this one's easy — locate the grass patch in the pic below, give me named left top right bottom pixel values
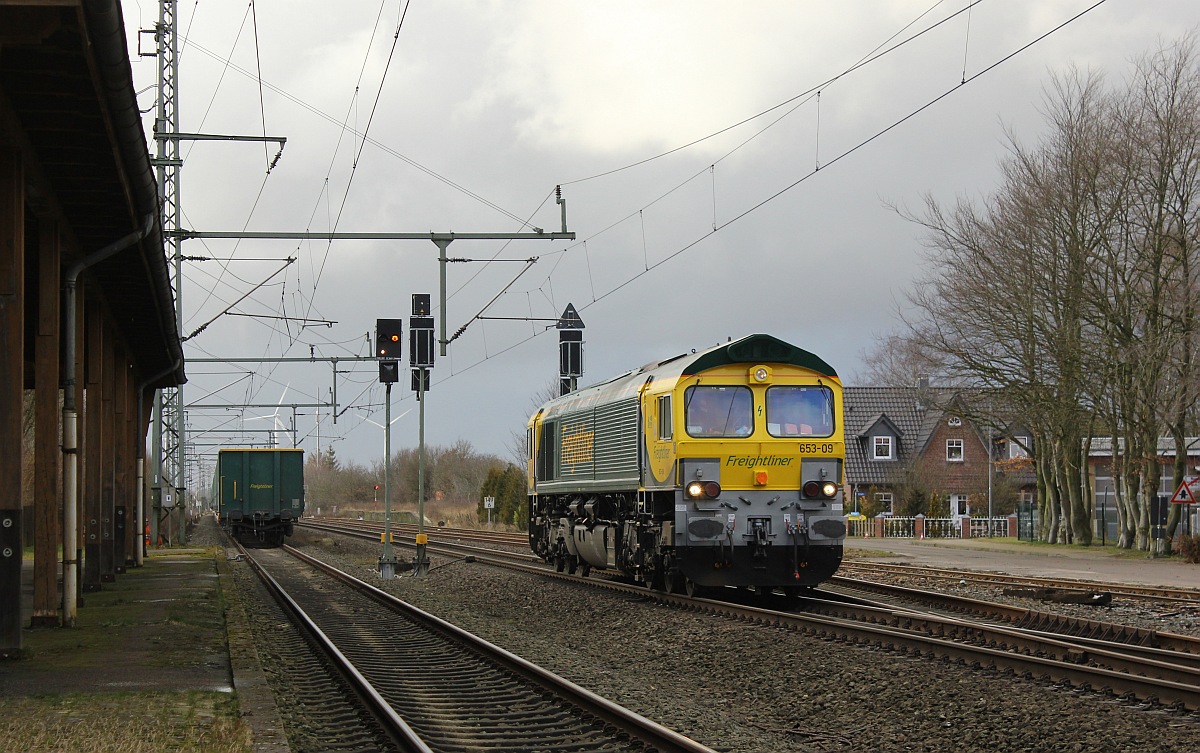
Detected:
left=0, top=691, right=251, bottom=752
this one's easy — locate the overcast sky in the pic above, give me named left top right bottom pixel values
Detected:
left=119, top=1, right=1199, bottom=481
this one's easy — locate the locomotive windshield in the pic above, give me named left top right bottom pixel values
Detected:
left=766, top=385, right=835, bottom=437
left=685, top=386, right=752, bottom=437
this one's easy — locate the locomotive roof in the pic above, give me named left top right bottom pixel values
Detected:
left=539, top=334, right=838, bottom=413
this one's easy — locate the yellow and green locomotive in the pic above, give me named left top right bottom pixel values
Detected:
left=527, top=333, right=846, bottom=595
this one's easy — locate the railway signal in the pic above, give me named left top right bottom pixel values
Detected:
left=558, top=303, right=584, bottom=396
left=411, top=294, right=433, bottom=576
left=376, top=318, right=402, bottom=358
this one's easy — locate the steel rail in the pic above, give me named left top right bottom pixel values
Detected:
left=838, top=560, right=1200, bottom=603
left=299, top=519, right=1200, bottom=711
left=237, top=541, right=434, bottom=753
left=280, top=543, right=719, bottom=753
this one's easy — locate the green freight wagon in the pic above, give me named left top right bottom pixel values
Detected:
left=213, top=448, right=305, bottom=546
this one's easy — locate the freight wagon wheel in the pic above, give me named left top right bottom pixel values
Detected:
left=580, top=563, right=591, bottom=578
left=555, top=556, right=566, bottom=573
left=567, top=555, right=579, bottom=575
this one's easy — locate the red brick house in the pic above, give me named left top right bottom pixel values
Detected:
left=842, top=385, right=1036, bottom=520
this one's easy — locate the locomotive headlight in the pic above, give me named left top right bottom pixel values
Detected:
left=804, top=480, right=839, bottom=499
left=686, top=480, right=722, bottom=499
left=750, top=365, right=772, bottom=383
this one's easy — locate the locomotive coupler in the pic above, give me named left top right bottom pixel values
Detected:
left=750, top=518, right=769, bottom=559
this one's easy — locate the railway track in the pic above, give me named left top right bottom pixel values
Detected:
left=299, top=519, right=1200, bottom=712
left=838, top=560, right=1200, bottom=603
left=238, top=537, right=718, bottom=752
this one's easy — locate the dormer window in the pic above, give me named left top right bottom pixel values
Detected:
left=873, top=435, right=894, bottom=460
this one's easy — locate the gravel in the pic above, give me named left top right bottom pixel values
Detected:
left=278, top=528, right=1199, bottom=753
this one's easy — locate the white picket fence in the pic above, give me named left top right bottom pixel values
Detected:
left=847, top=515, right=1011, bottom=539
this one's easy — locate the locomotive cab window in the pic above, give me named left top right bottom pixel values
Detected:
left=766, top=385, right=834, bottom=438
left=685, top=386, right=752, bottom=437
left=656, top=395, right=672, bottom=440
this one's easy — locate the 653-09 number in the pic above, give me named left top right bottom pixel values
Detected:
left=797, top=442, right=836, bottom=454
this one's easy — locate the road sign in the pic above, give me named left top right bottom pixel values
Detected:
left=1171, top=476, right=1198, bottom=504
left=484, top=496, right=495, bottom=509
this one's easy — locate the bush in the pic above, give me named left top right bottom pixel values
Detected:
left=1179, top=534, right=1200, bottom=564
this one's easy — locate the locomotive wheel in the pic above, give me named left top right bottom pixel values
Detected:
left=645, top=556, right=667, bottom=591
left=668, top=568, right=686, bottom=595
left=684, top=577, right=702, bottom=598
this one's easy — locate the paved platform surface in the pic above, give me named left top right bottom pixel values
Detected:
left=2, top=549, right=287, bottom=752
left=847, top=536, right=1199, bottom=590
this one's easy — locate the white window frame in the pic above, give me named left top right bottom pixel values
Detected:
left=949, top=493, right=969, bottom=516
left=657, top=395, right=672, bottom=440
left=1009, top=435, right=1030, bottom=459
left=873, top=435, right=893, bottom=460
left=946, top=438, right=964, bottom=462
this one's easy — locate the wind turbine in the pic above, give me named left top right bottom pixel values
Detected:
left=357, top=408, right=412, bottom=460
left=246, top=383, right=292, bottom=447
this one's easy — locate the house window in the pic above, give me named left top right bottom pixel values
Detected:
left=873, top=435, right=893, bottom=459
left=656, top=395, right=672, bottom=440
left=949, top=493, right=969, bottom=516
left=946, top=439, right=964, bottom=462
left=1009, top=436, right=1030, bottom=459
left=875, top=492, right=894, bottom=515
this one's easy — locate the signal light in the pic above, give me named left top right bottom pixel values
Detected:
left=376, top=318, right=402, bottom=359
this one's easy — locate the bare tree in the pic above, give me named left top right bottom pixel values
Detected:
left=895, top=40, right=1200, bottom=550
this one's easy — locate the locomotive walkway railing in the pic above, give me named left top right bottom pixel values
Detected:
left=847, top=514, right=1015, bottom=539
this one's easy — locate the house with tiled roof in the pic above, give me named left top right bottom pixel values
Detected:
left=842, top=384, right=1036, bottom=519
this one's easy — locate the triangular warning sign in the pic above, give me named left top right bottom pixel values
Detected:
left=1171, top=478, right=1198, bottom=504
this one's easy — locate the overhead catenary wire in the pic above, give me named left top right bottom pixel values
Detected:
left=424, top=0, right=1112, bottom=390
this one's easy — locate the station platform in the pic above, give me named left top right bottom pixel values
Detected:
left=0, top=549, right=286, bottom=752
left=846, top=536, right=1199, bottom=590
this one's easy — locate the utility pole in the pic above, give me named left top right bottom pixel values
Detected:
left=148, top=0, right=288, bottom=545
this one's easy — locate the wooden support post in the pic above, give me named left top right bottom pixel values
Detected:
left=0, top=147, right=25, bottom=652
left=100, top=327, right=115, bottom=582
left=83, top=298, right=102, bottom=592
left=113, top=345, right=127, bottom=574
left=33, top=219, right=61, bottom=626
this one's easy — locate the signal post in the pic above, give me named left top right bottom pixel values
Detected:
left=410, top=295, right=434, bottom=576
left=376, top=318, right=401, bottom=579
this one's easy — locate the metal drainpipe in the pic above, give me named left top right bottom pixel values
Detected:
left=61, top=214, right=155, bottom=625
